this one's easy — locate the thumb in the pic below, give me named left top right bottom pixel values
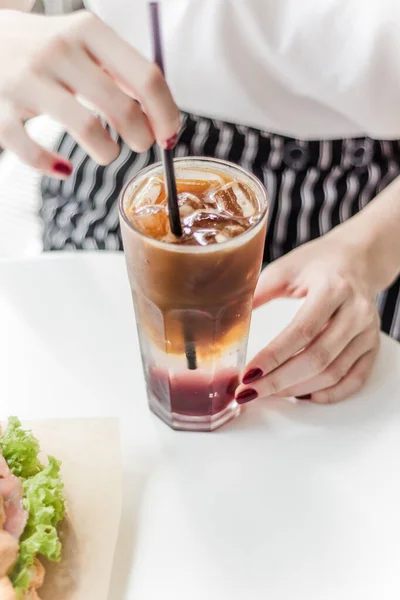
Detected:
left=253, top=260, right=291, bottom=309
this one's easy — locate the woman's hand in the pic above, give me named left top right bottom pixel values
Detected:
left=0, top=10, right=180, bottom=177
left=235, top=228, right=382, bottom=405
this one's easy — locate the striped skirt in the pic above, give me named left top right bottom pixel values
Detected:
left=41, top=112, right=400, bottom=342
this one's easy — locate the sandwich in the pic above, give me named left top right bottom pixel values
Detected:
left=0, top=418, right=65, bottom=599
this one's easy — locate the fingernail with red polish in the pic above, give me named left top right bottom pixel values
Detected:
left=242, top=368, right=263, bottom=385
left=296, top=394, right=312, bottom=400
left=161, top=133, right=178, bottom=150
left=53, top=161, right=72, bottom=176
left=236, top=389, right=258, bottom=404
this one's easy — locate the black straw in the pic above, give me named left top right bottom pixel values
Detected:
left=162, top=150, right=182, bottom=237
left=149, top=2, right=197, bottom=370
left=149, top=2, right=182, bottom=237
left=184, top=322, right=198, bottom=371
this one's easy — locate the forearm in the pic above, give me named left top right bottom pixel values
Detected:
left=0, top=1, right=35, bottom=10
left=333, top=175, right=400, bottom=292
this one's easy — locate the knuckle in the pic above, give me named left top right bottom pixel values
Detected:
left=77, top=113, right=101, bottom=139
left=264, top=346, right=281, bottom=371
left=45, top=35, right=71, bottom=61
left=141, top=64, right=164, bottom=94
left=335, top=275, right=351, bottom=298
left=296, top=320, right=317, bottom=346
left=325, top=388, right=338, bottom=404
left=309, top=345, right=332, bottom=373
left=323, top=278, right=337, bottom=296
left=29, top=37, right=71, bottom=74
left=117, top=99, right=139, bottom=125
left=96, top=82, right=119, bottom=116
left=313, top=388, right=338, bottom=405
left=312, top=391, right=330, bottom=405
left=325, top=362, right=346, bottom=387
left=357, top=297, right=375, bottom=326
left=70, top=10, right=99, bottom=34
left=266, top=377, right=280, bottom=396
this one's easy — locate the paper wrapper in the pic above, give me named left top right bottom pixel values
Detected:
left=20, top=419, right=122, bottom=600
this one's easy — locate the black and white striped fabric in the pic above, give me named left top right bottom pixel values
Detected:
left=41, top=112, right=400, bottom=342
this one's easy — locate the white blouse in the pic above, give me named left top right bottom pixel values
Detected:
left=85, top=0, right=400, bottom=140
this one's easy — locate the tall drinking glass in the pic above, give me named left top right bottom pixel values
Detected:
left=119, top=157, right=268, bottom=431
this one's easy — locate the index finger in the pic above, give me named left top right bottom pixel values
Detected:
left=76, top=13, right=180, bottom=145
left=243, top=284, right=344, bottom=382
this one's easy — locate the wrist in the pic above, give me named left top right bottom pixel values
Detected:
left=330, top=208, right=400, bottom=293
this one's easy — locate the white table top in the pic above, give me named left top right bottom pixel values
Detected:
left=1, top=253, right=400, bottom=600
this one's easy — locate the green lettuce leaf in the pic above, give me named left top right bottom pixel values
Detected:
left=11, top=526, right=61, bottom=595
left=0, top=417, right=43, bottom=478
left=22, top=456, right=66, bottom=533
left=0, top=419, right=66, bottom=598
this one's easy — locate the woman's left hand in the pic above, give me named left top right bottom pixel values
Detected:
left=235, top=228, right=381, bottom=405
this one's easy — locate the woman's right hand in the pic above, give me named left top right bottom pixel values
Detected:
left=0, top=9, right=180, bottom=177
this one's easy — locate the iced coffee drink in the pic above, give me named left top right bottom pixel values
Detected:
left=119, top=158, right=268, bottom=431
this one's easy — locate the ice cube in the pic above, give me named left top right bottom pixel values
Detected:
left=181, top=209, right=248, bottom=245
left=131, top=177, right=164, bottom=210
left=174, top=168, right=225, bottom=196
left=183, top=210, right=244, bottom=232
left=133, top=205, right=169, bottom=239
left=213, top=181, right=256, bottom=218
left=163, top=193, right=204, bottom=218
left=191, top=229, right=219, bottom=246
left=248, top=214, right=262, bottom=226
left=177, top=192, right=205, bottom=218
left=183, top=210, right=224, bottom=230
left=175, top=168, right=225, bottom=184
left=215, top=232, right=230, bottom=243
left=224, top=223, right=246, bottom=238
